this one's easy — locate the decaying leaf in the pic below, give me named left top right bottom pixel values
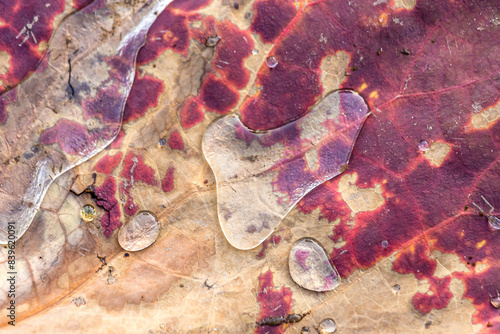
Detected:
left=0, top=0, right=499, bottom=333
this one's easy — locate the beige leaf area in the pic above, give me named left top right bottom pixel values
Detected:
left=0, top=0, right=497, bottom=333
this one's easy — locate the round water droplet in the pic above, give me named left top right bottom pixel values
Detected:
left=158, top=138, right=166, bottom=146
left=318, top=318, right=337, bottom=334
left=118, top=211, right=160, bottom=252
left=252, top=49, right=259, bottom=55
left=393, top=284, right=401, bottom=292
left=80, top=204, right=96, bottom=222
left=418, top=140, right=429, bottom=151
left=289, top=237, right=340, bottom=292
left=266, top=56, right=278, bottom=68
left=488, top=215, right=500, bottom=230
left=381, top=240, right=389, bottom=248
left=301, top=327, right=310, bottom=334
left=491, top=295, right=500, bottom=308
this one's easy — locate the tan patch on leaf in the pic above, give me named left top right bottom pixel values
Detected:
left=423, top=142, right=451, bottom=167
left=470, top=103, right=500, bottom=130
left=394, top=0, right=417, bottom=10
left=337, top=173, right=385, bottom=213
left=320, top=51, right=349, bottom=93
left=0, top=50, right=10, bottom=75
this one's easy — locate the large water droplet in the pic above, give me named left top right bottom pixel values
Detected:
left=488, top=215, right=500, bottom=230
left=289, top=237, right=340, bottom=292
left=80, top=204, right=96, bottom=222
left=266, top=56, right=278, bottom=68
left=318, top=318, right=337, bottom=334
left=202, top=89, right=370, bottom=250
left=118, top=211, right=160, bottom=251
left=418, top=140, right=429, bottom=151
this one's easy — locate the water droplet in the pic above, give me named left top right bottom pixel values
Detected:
left=301, top=327, right=310, bottom=334
left=266, top=56, right=278, bottom=68
left=205, top=35, right=221, bottom=47
left=289, top=237, right=340, bottom=292
left=318, top=318, right=337, bottom=334
left=252, top=49, right=259, bottom=55
left=80, top=204, right=96, bottom=222
left=393, top=284, right=401, bottom=292
left=128, top=204, right=134, bottom=210
left=158, top=138, right=166, bottom=146
left=203, top=90, right=369, bottom=249
left=491, top=295, right=500, bottom=308
left=381, top=240, right=389, bottom=248
left=488, top=215, right=500, bottom=230
left=118, top=211, right=160, bottom=252
left=418, top=140, right=429, bottom=151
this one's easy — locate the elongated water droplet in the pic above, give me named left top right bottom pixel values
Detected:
left=203, top=89, right=370, bottom=249
left=266, top=56, right=278, bottom=68
left=289, top=237, right=340, bottom=292
left=488, top=215, right=500, bottom=230
left=118, top=211, right=160, bottom=252
left=80, top=204, right=96, bottom=222
left=318, top=318, right=337, bottom=334
left=418, top=140, right=429, bottom=151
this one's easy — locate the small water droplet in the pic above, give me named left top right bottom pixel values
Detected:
left=393, top=284, right=401, bottom=292
left=381, top=240, right=389, bottom=248
left=118, top=211, right=160, bottom=252
left=301, top=327, right=310, bottom=334
left=80, top=204, right=96, bottom=222
left=491, top=295, right=500, bottom=308
left=205, top=35, right=221, bottom=47
left=266, top=56, right=278, bottom=68
left=128, top=204, right=134, bottom=210
left=289, top=237, right=340, bottom=292
left=158, top=138, right=166, bottom=146
left=252, top=49, right=259, bottom=55
left=488, top=215, right=500, bottom=230
left=418, top=140, right=429, bottom=151
left=318, top=318, right=337, bottom=334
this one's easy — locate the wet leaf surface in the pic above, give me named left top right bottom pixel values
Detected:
left=0, top=0, right=500, bottom=333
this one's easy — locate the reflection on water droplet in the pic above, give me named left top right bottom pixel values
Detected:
left=118, top=211, right=160, bottom=252
left=80, top=204, right=96, bottom=222
left=491, top=295, right=500, bottom=308
left=488, top=215, right=500, bottom=230
left=159, top=138, right=166, bottom=146
left=381, top=240, right=389, bottom=248
left=418, top=140, right=429, bottom=151
left=252, top=49, right=259, bottom=55
left=289, top=237, right=340, bottom=292
left=318, top=318, right=337, bottom=334
left=266, top=56, right=278, bottom=68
